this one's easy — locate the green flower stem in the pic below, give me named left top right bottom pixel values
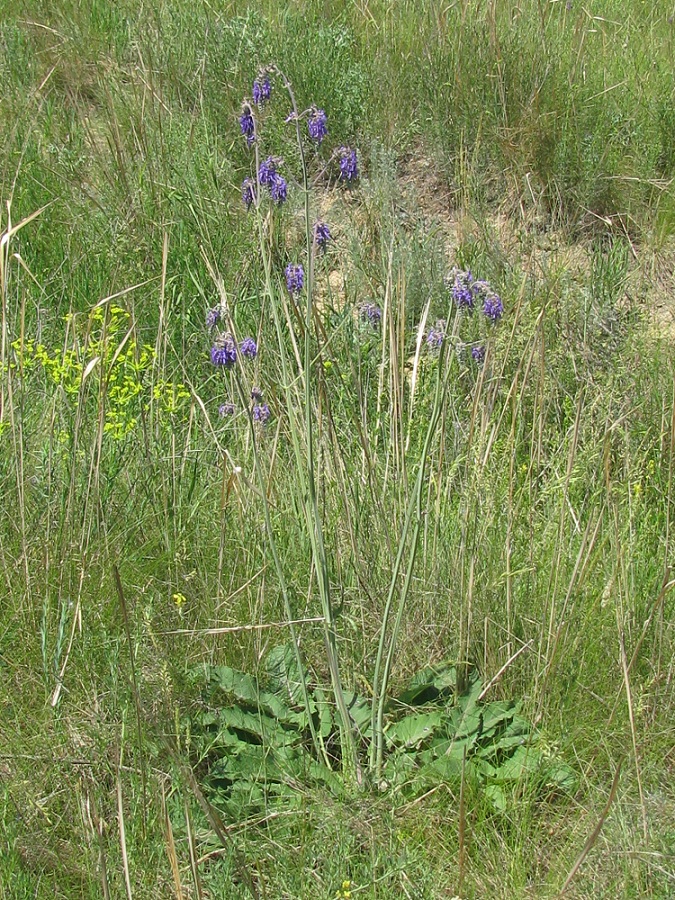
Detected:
left=370, top=324, right=451, bottom=780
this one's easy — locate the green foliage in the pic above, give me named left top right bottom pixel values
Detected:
left=189, top=647, right=576, bottom=821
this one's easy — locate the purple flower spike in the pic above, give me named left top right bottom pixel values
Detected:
left=240, top=337, right=258, bottom=359
left=242, top=178, right=255, bottom=209
left=308, top=108, right=328, bottom=144
left=252, top=403, right=270, bottom=424
left=450, top=270, right=475, bottom=311
left=219, top=402, right=236, bottom=417
left=206, top=308, right=221, bottom=329
left=252, top=73, right=271, bottom=107
left=269, top=173, right=287, bottom=204
left=359, top=302, right=382, bottom=327
left=483, top=292, right=504, bottom=322
left=239, top=106, right=255, bottom=146
left=426, top=319, right=447, bottom=350
left=258, top=157, right=277, bottom=185
left=285, top=263, right=304, bottom=295
left=313, top=221, right=331, bottom=252
left=210, top=333, right=237, bottom=367
left=471, top=345, right=485, bottom=363
left=338, top=147, right=358, bottom=181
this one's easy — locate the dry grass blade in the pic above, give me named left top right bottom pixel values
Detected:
left=117, top=767, right=134, bottom=900
left=112, top=565, right=148, bottom=837
left=161, top=783, right=185, bottom=900
left=556, top=760, right=623, bottom=898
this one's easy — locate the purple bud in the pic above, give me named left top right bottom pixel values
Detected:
left=252, top=403, right=270, bottom=424
left=426, top=319, right=447, bottom=350
left=252, top=73, right=271, bottom=107
left=285, top=263, right=304, bottom=295
left=258, top=157, right=277, bottom=186
left=242, top=178, right=255, bottom=209
left=483, top=293, right=504, bottom=322
left=338, top=147, right=358, bottom=181
left=219, top=402, right=236, bottom=417
left=240, top=337, right=258, bottom=359
left=471, top=345, right=485, bottom=363
left=251, top=386, right=263, bottom=401
left=210, top=333, right=237, bottom=367
left=206, top=308, right=221, bottom=329
left=269, top=173, right=287, bottom=204
left=313, top=221, right=331, bottom=252
left=308, top=108, right=328, bottom=145
left=359, top=302, right=382, bottom=327
left=239, top=106, right=255, bottom=146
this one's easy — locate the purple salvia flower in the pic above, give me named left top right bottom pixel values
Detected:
left=338, top=147, right=358, bottom=181
left=240, top=337, right=258, bottom=359
left=483, top=292, right=504, bottom=322
left=242, top=178, right=255, bottom=209
left=252, top=403, right=270, bottom=424
left=285, top=263, right=304, bottom=295
left=206, top=308, right=221, bottom=329
left=471, top=345, right=485, bottom=363
left=359, top=302, right=382, bottom=327
left=258, top=157, right=277, bottom=186
left=251, top=386, right=263, bottom=401
left=269, top=173, right=287, bottom=204
left=219, top=402, right=236, bottom=417
left=450, top=269, right=475, bottom=311
left=239, top=106, right=255, bottom=146
left=426, top=320, right=447, bottom=350
left=252, top=73, right=271, bottom=107
left=210, top=332, right=237, bottom=367
left=308, top=108, right=328, bottom=144
left=313, top=221, right=331, bottom=252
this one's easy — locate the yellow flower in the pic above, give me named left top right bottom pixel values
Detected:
left=172, top=592, right=186, bottom=608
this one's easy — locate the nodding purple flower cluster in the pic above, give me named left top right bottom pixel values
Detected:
left=471, top=345, right=485, bottom=363
left=211, top=333, right=237, bottom=367
left=359, top=302, right=382, bottom=327
left=242, top=178, right=255, bottom=209
left=239, top=105, right=255, bottom=146
left=251, top=386, right=263, bottom=401
left=449, top=269, right=475, bottom=310
left=308, top=107, right=328, bottom=144
left=253, top=403, right=271, bottom=424
left=210, top=334, right=259, bottom=367
left=206, top=308, right=222, bottom=329
left=446, top=269, right=504, bottom=322
left=219, top=402, right=236, bottom=417
left=482, top=292, right=504, bottom=322
left=240, top=337, right=258, bottom=359
left=285, top=263, right=304, bottom=295
left=426, top=320, right=446, bottom=350
left=257, top=157, right=287, bottom=205
left=252, top=72, right=271, bottom=107
left=338, top=147, right=358, bottom=182
left=313, top=221, right=331, bottom=252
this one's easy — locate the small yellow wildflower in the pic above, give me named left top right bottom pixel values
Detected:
left=172, top=592, right=186, bottom=608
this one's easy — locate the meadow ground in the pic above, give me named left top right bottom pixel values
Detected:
left=1, top=2, right=675, bottom=897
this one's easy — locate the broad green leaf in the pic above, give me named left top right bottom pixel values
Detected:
left=396, top=662, right=458, bottom=706
left=344, top=691, right=372, bottom=736
left=493, top=745, right=542, bottom=781
left=386, top=711, right=445, bottom=749
left=265, top=643, right=310, bottom=707
left=485, top=783, right=507, bottom=811
left=211, top=664, right=307, bottom=727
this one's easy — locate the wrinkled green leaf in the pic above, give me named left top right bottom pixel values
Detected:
left=396, top=662, right=458, bottom=706
left=386, top=711, right=445, bottom=749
